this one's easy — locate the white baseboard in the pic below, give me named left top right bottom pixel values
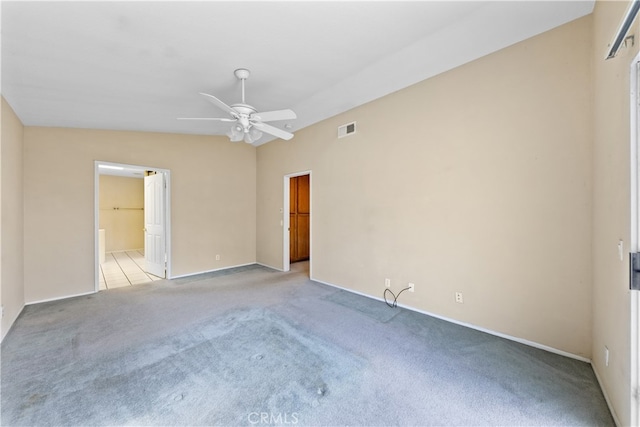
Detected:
left=256, top=262, right=285, bottom=272
left=1, top=302, right=25, bottom=343
left=171, top=262, right=257, bottom=279
left=27, top=263, right=257, bottom=305
left=21, top=267, right=595, bottom=366
left=311, top=277, right=591, bottom=364
left=27, top=290, right=97, bottom=306
left=592, top=364, right=621, bottom=426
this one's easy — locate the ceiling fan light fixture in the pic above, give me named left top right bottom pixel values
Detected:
left=227, top=125, right=244, bottom=142
left=244, top=127, right=263, bottom=144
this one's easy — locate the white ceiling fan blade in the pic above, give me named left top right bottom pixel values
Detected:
left=252, top=122, right=294, bottom=141
left=199, top=92, right=238, bottom=118
left=177, top=117, right=236, bottom=122
left=251, top=109, right=297, bottom=122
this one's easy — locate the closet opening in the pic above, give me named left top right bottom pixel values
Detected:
left=283, top=171, right=311, bottom=277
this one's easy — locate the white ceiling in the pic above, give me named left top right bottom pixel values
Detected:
left=2, top=1, right=595, bottom=146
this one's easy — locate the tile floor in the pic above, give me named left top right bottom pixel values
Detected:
left=99, top=249, right=163, bottom=290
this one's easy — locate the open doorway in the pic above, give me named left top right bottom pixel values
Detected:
left=94, top=161, right=171, bottom=291
left=283, top=171, right=311, bottom=276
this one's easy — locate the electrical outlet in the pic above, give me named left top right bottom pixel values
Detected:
left=455, top=292, right=464, bottom=304
left=385, top=278, right=391, bottom=288
left=605, top=346, right=610, bottom=367
left=408, top=283, right=415, bottom=292
left=215, top=254, right=220, bottom=261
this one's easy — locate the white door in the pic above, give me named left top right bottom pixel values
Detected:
left=144, top=173, right=165, bottom=278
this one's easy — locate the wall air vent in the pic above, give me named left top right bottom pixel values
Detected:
left=338, top=121, right=356, bottom=138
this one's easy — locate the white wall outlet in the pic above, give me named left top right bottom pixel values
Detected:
left=408, top=283, right=415, bottom=292
left=605, top=346, right=610, bottom=367
left=385, top=278, right=391, bottom=288
left=455, top=292, right=464, bottom=304
left=215, top=254, right=220, bottom=261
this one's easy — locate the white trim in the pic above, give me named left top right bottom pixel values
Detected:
left=27, top=290, right=97, bottom=306
left=311, top=277, right=591, bottom=364
left=256, top=262, right=285, bottom=272
left=630, top=51, right=640, bottom=427
left=593, top=364, right=622, bottom=427
left=632, top=53, right=639, bottom=255
left=28, top=262, right=256, bottom=305
left=283, top=171, right=312, bottom=274
left=105, top=248, right=146, bottom=254
left=0, top=304, right=25, bottom=343
left=170, top=262, right=256, bottom=280
left=94, top=162, right=100, bottom=292
left=95, top=161, right=173, bottom=292
left=164, top=170, right=173, bottom=279
left=283, top=176, right=290, bottom=272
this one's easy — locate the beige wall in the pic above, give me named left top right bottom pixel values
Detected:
left=1, top=97, right=25, bottom=340
left=258, top=16, right=593, bottom=357
left=99, top=175, right=144, bottom=252
left=23, top=127, right=256, bottom=303
left=6, top=2, right=639, bottom=423
left=591, top=1, right=640, bottom=425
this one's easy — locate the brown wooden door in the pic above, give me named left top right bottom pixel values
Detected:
left=290, top=174, right=310, bottom=263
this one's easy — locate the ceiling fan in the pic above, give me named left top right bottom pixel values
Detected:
left=178, top=68, right=296, bottom=144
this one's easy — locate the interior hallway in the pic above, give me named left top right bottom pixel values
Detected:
left=99, top=250, right=162, bottom=290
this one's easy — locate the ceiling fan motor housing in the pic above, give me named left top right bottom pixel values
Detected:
left=232, top=104, right=257, bottom=132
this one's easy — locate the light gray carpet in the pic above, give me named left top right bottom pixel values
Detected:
left=1, top=262, right=614, bottom=426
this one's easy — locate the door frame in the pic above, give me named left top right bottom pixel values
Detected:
left=283, top=170, right=312, bottom=273
left=629, top=50, right=640, bottom=427
left=629, top=53, right=640, bottom=425
left=94, top=161, right=172, bottom=291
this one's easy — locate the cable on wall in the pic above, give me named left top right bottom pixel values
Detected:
left=384, top=286, right=411, bottom=308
